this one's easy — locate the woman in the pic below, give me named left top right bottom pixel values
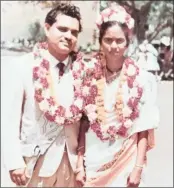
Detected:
left=75, top=5, right=159, bottom=187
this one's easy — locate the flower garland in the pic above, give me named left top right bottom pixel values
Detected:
left=33, top=42, right=85, bottom=126
left=83, top=55, right=143, bottom=141
left=96, top=4, right=134, bottom=30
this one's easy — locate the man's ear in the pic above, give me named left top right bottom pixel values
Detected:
left=44, top=23, right=50, bottom=37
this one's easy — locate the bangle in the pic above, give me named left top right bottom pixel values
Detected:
left=135, top=164, right=144, bottom=169
left=77, top=146, right=85, bottom=151
left=74, top=166, right=83, bottom=174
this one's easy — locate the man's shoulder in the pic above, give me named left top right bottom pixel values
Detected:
left=14, top=52, right=33, bottom=63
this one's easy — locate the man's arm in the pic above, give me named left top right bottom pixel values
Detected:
left=75, top=115, right=89, bottom=186
left=2, top=60, right=27, bottom=185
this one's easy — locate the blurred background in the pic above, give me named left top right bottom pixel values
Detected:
left=1, top=1, right=173, bottom=187
left=1, top=0, right=174, bottom=80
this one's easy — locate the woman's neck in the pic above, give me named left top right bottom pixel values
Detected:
left=106, top=56, right=124, bottom=75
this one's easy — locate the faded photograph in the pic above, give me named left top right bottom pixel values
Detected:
left=1, top=1, right=173, bottom=187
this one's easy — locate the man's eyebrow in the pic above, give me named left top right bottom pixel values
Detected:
left=57, top=26, right=79, bottom=32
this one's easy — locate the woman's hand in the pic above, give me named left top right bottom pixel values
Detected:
left=127, top=167, right=143, bottom=187
left=75, top=167, right=86, bottom=187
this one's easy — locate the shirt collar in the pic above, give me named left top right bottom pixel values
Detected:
left=44, top=50, right=70, bottom=68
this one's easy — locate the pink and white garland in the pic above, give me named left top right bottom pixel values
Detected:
left=33, top=42, right=85, bottom=126
left=83, top=56, right=143, bottom=141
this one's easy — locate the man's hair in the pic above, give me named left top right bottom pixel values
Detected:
left=45, top=3, right=82, bottom=32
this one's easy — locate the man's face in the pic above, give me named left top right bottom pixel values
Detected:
left=45, top=14, right=80, bottom=55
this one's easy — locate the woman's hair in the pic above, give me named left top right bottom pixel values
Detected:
left=45, top=3, right=82, bottom=32
left=99, top=21, right=130, bottom=46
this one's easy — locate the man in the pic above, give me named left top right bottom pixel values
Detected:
left=2, top=3, right=84, bottom=187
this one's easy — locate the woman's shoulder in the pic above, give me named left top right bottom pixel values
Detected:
left=137, top=69, right=158, bottom=97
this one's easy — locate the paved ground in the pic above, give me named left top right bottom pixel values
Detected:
left=1, top=53, right=173, bottom=187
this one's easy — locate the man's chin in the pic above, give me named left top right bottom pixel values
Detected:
left=59, top=48, right=71, bottom=54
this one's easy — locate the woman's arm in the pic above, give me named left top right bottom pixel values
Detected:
left=136, top=130, right=148, bottom=166
left=127, top=130, right=148, bottom=187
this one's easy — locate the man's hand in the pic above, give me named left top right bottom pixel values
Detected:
left=9, top=168, right=28, bottom=186
left=127, top=167, right=143, bottom=187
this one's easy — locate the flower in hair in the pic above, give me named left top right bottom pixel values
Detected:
left=96, top=5, right=134, bottom=30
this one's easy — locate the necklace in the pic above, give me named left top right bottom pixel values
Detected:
left=83, top=56, right=143, bottom=141
left=33, top=42, right=85, bottom=126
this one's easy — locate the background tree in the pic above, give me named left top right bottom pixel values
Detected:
left=95, top=0, right=173, bottom=44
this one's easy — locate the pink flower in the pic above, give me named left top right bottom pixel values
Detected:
left=127, top=77, right=134, bottom=88
left=107, top=126, right=117, bottom=140
left=44, top=111, right=55, bottom=122
left=137, top=86, right=143, bottom=98
left=131, top=109, right=139, bottom=120
left=85, top=96, right=95, bottom=105
left=41, top=59, right=49, bottom=70
left=55, top=106, right=66, bottom=117
left=91, top=122, right=100, bottom=131
left=40, top=78, right=49, bottom=88
left=117, top=125, right=128, bottom=137
left=33, top=67, right=39, bottom=80
left=70, top=105, right=80, bottom=116
left=128, top=97, right=139, bottom=108
left=90, top=85, right=98, bottom=97
left=47, top=97, right=55, bottom=106
left=35, top=89, right=44, bottom=102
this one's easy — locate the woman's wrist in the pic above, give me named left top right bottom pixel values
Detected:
left=134, top=164, right=144, bottom=171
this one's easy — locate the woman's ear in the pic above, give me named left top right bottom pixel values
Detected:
left=44, top=23, right=50, bottom=37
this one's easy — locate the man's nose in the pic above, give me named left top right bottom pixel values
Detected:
left=64, top=30, right=71, bottom=39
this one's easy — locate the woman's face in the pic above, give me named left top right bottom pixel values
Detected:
left=101, top=24, right=127, bottom=61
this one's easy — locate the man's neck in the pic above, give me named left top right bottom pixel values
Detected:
left=48, top=44, right=69, bottom=62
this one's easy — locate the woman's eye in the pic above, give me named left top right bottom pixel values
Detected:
left=104, top=38, right=113, bottom=43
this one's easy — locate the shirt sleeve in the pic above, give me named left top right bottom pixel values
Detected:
left=130, top=71, right=160, bottom=150
left=2, top=58, right=26, bottom=171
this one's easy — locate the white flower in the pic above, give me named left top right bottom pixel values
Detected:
left=103, top=17, right=109, bottom=22
left=102, top=8, right=111, bottom=15
left=74, top=79, right=82, bottom=87
left=109, top=13, right=119, bottom=22
left=74, top=98, right=83, bottom=109
left=40, top=100, right=49, bottom=110
left=130, top=87, right=138, bottom=98
left=42, top=90, right=50, bottom=99
left=96, top=15, right=103, bottom=26
left=123, top=106, right=132, bottom=117
left=128, top=18, right=134, bottom=29
left=85, top=104, right=97, bottom=113
left=73, top=62, right=80, bottom=71
left=55, top=116, right=64, bottom=124
left=86, top=61, right=95, bottom=69
left=65, top=109, right=73, bottom=118
left=35, top=81, right=42, bottom=89
left=83, top=86, right=90, bottom=96
left=88, top=112, right=98, bottom=122
left=50, top=105, right=57, bottom=114
left=127, top=64, right=136, bottom=76
left=124, top=119, right=133, bottom=128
